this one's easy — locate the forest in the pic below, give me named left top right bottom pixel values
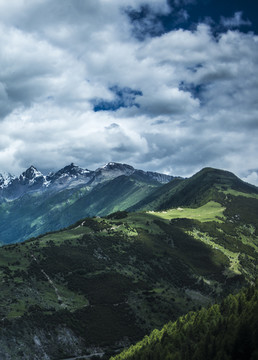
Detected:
left=111, top=281, right=258, bottom=360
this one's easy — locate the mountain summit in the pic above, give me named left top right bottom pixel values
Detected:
left=19, top=165, right=45, bottom=185
left=20, top=165, right=43, bottom=180
left=130, top=167, right=258, bottom=212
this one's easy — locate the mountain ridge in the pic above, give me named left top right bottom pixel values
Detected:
left=0, top=162, right=174, bottom=201
left=129, top=167, right=258, bottom=212
left=1, top=164, right=257, bottom=246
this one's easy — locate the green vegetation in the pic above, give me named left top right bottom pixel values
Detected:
left=130, top=167, right=258, bottom=212
left=0, top=196, right=257, bottom=358
left=0, top=167, right=258, bottom=358
left=111, top=281, right=258, bottom=360
left=221, top=188, right=258, bottom=199
left=152, top=201, right=225, bottom=223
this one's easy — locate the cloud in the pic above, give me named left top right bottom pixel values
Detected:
left=0, top=102, right=149, bottom=174
left=105, top=123, right=120, bottom=130
left=0, top=1, right=257, bottom=186
left=221, top=12, right=251, bottom=28
left=243, top=171, right=258, bottom=187
left=125, top=5, right=166, bottom=40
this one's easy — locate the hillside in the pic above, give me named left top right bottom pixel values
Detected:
left=0, top=166, right=257, bottom=358
left=112, top=281, right=258, bottom=360
left=0, top=191, right=258, bottom=358
left=130, top=167, right=258, bottom=211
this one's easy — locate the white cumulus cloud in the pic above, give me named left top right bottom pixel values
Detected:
left=0, top=0, right=257, bottom=186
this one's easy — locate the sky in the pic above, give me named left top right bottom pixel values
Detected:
left=0, top=0, right=258, bottom=184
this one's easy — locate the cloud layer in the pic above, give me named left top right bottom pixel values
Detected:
left=0, top=0, right=257, bottom=184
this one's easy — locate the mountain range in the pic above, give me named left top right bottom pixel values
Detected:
left=0, top=162, right=173, bottom=201
left=0, top=163, right=257, bottom=359
left=0, top=162, right=174, bottom=244
left=2, top=162, right=257, bottom=247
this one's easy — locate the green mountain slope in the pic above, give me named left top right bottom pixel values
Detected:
left=129, top=167, right=258, bottom=211
left=0, top=167, right=257, bottom=358
left=0, top=190, right=258, bottom=358
left=67, top=172, right=162, bottom=217
left=112, top=281, right=258, bottom=360
left=0, top=173, right=161, bottom=245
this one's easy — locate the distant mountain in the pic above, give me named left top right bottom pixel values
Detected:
left=0, top=162, right=173, bottom=201
left=0, top=162, right=174, bottom=244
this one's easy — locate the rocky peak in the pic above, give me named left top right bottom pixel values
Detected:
left=102, top=162, right=134, bottom=171
left=21, top=166, right=44, bottom=181
left=49, top=163, right=92, bottom=180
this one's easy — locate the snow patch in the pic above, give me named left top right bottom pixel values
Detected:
left=0, top=172, right=15, bottom=188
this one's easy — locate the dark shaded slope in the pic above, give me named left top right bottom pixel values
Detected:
left=72, top=172, right=162, bottom=216
left=130, top=167, right=258, bottom=212
left=112, top=281, right=258, bottom=360
left=0, top=212, right=231, bottom=359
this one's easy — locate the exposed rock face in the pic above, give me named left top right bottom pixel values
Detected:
left=0, top=326, right=86, bottom=360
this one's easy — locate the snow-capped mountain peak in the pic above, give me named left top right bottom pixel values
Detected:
left=48, top=163, right=93, bottom=181
left=21, top=166, right=44, bottom=180
left=102, top=162, right=133, bottom=169
left=0, top=172, right=15, bottom=188
left=99, top=162, right=135, bottom=174
left=17, top=166, right=45, bottom=188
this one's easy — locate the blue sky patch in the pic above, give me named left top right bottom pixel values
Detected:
left=126, top=0, right=258, bottom=38
left=93, top=86, right=143, bottom=112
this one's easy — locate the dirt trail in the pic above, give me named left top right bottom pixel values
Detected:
left=31, top=254, right=65, bottom=306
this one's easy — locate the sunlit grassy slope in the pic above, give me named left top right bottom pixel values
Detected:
left=150, top=201, right=226, bottom=223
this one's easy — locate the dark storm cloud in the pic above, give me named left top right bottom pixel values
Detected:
left=0, top=0, right=257, bottom=185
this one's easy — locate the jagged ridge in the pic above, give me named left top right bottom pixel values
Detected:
left=0, top=162, right=174, bottom=201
